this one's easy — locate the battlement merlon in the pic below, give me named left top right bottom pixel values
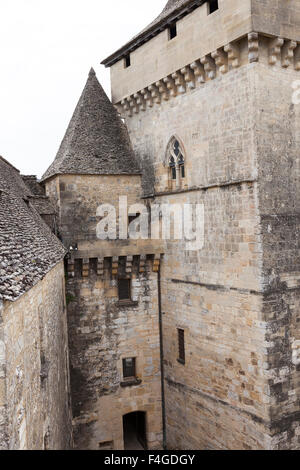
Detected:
left=102, top=0, right=300, bottom=105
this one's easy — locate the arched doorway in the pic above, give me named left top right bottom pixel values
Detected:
left=123, top=412, right=147, bottom=450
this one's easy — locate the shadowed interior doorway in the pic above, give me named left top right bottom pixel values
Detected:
left=123, top=412, right=147, bottom=450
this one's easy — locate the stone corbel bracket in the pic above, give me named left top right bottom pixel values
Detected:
left=112, top=256, right=119, bottom=276
left=141, top=88, right=153, bottom=108
left=82, top=259, right=90, bottom=278
left=139, top=254, right=147, bottom=273
left=152, top=254, right=162, bottom=273
left=224, top=42, right=240, bottom=69
left=190, top=60, right=205, bottom=84
left=211, top=48, right=228, bottom=74
left=97, top=258, right=104, bottom=277
left=269, top=37, right=284, bottom=65
left=155, top=81, right=168, bottom=101
left=134, top=92, right=146, bottom=111
left=200, top=54, right=216, bottom=80
left=67, top=258, right=75, bottom=278
left=172, top=71, right=186, bottom=94
left=120, top=97, right=132, bottom=117
left=163, top=76, right=177, bottom=97
left=180, top=66, right=195, bottom=90
left=282, top=40, right=297, bottom=68
left=248, top=32, right=259, bottom=63
left=126, top=255, right=134, bottom=275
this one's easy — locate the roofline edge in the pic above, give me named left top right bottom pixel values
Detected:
left=101, top=0, right=205, bottom=68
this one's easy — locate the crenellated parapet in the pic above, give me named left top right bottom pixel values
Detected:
left=116, top=33, right=300, bottom=117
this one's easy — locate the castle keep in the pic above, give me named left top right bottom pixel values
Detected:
left=1, top=0, right=300, bottom=450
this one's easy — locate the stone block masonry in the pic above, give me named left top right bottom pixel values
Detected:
left=67, top=257, right=163, bottom=450
left=115, top=3, right=300, bottom=448
left=2, top=262, right=73, bottom=450
left=0, top=300, right=8, bottom=450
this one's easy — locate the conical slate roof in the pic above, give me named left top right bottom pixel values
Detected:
left=102, top=0, right=203, bottom=67
left=42, top=69, right=140, bottom=181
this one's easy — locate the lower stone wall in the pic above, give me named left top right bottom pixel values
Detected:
left=2, top=261, right=73, bottom=450
left=165, top=379, right=270, bottom=450
left=162, top=278, right=300, bottom=450
left=161, top=277, right=273, bottom=450
left=67, top=259, right=163, bottom=450
left=0, top=300, right=8, bottom=450
left=262, top=288, right=300, bottom=450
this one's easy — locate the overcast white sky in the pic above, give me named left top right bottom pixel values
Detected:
left=0, top=0, right=166, bottom=177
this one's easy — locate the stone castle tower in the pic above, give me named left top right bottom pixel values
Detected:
left=100, top=0, right=300, bottom=450
left=1, top=0, right=300, bottom=451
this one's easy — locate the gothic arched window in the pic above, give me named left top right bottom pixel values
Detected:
left=167, top=137, right=186, bottom=188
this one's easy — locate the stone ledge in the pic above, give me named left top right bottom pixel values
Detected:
left=116, top=300, right=139, bottom=308
left=120, top=379, right=142, bottom=388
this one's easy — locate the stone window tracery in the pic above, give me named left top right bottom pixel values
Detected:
left=167, top=137, right=186, bottom=189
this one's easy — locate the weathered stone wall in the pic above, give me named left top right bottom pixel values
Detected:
left=46, top=174, right=143, bottom=250
left=109, top=0, right=300, bottom=104
left=0, top=300, right=8, bottom=450
left=46, top=173, right=163, bottom=449
left=251, top=0, right=300, bottom=41
left=253, top=62, right=300, bottom=449
left=2, top=262, right=72, bottom=450
left=123, top=61, right=266, bottom=449
left=67, top=259, right=162, bottom=450
left=123, top=39, right=300, bottom=447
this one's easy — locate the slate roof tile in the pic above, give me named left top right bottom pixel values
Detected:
left=0, top=157, right=65, bottom=302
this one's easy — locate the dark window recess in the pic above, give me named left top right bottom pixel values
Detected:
left=178, top=154, right=185, bottom=178
left=89, top=258, right=98, bottom=275
left=98, top=441, right=114, bottom=450
left=169, top=156, right=176, bottom=180
left=124, top=54, right=131, bottom=68
left=123, top=358, right=136, bottom=379
left=128, top=213, right=140, bottom=225
left=208, top=0, right=219, bottom=14
left=74, top=259, right=83, bottom=278
left=169, top=23, right=177, bottom=40
left=178, top=329, right=185, bottom=364
left=118, top=279, right=131, bottom=301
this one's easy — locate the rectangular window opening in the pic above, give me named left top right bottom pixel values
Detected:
left=178, top=329, right=185, bottom=365
left=118, top=278, right=131, bottom=301
left=168, top=23, right=177, bottom=40
left=208, top=0, right=219, bottom=14
left=123, top=357, right=136, bottom=379
left=124, top=54, right=131, bottom=68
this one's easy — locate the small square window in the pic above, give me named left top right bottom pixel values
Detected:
left=118, top=279, right=131, bottom=301
left=208, top=0, right=219, bottom=15
left=168, top=23, right=177, bottom=40
left=123, top=358, right=136, bottom=379
left=124, top=54, right=131, bottom=68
